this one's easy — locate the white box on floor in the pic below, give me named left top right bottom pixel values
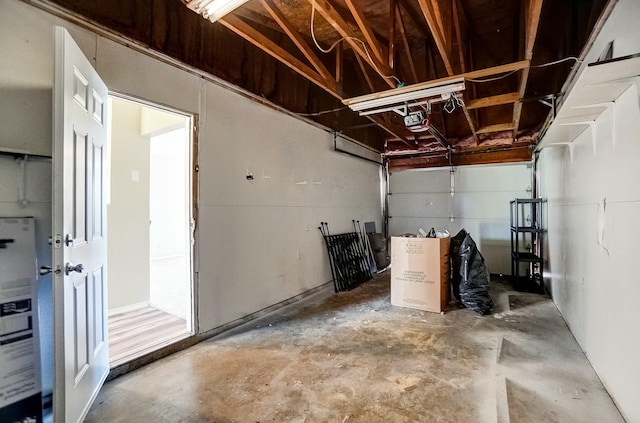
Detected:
left=390, top=236, right=450, bottom=313
left=0, top=217, right=42, bottom=421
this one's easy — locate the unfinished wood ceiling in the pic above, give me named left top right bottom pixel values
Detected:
left=46, top=0, right=607, bottom=168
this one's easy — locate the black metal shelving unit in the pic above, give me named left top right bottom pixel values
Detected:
left=510, top=198, right=544, bottom=292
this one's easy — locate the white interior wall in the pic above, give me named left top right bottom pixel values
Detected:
left=389, top=163, right=531, bottom=275
left=537, top=0, right=640, bottom=420
left=149, top=128, right=188, bottom=259
left=0, top=1, right=382, bottom=336
left=107, top=98, right=151, bottom=311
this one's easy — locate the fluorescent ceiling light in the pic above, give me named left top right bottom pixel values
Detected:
left=344, top=77, right=465, bottom=115
left=184, top=0, right=250, bottom=22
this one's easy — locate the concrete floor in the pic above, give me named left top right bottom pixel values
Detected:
left=86, top=274, right=623, bottom=423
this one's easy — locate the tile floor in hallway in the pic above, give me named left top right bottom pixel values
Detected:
left=86, top=273, right=624, bottom=423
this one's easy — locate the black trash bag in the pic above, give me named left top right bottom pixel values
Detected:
left=449, top=229, right=468, bottom=302
left=458, top=232, right=494, bottom=315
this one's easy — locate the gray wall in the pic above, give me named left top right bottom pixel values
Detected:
left=0, top=0, right=382, bottom=340
left=389, top=163, right=531, bottom=275
left=537, top=0, right=640, bottom=420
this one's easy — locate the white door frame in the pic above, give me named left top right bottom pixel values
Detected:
left=108, top=92, right=199, bottom=336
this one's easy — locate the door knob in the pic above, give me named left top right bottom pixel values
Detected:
left=40, top=266, right=52, bottom=275
left=65, top=262, right=84, bottom=275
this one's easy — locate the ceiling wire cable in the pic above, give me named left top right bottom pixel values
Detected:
left=466, top=70, right=518, bottom=83
left=310, top=0, right=402, bottom=86
left=297, top=106, right=348, bottom=117
left=466, top=57, right=583, bottom=83
left=531, top=56, right=582, bottom=68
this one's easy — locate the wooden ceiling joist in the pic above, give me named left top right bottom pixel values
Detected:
left=219, top=15, right=339, bottom=97
left=388, top=145, right=532, bottom=170
left=396, top=6, right=419, bottom=84
left=512, top=0, right=544, bottom=139
left=466, top=92, right=520, bottom=109
left=476, top=123, right=515, bottom=134
left=344, top=0, right=387, bottom=66
left=354, top=54, right=378, bottom=94
left=354, top=53, right=413, bottom=147
left=388, top=0, right=396, bottom=69
left=222, top=11, right=409, bottom=146
left=452, top=0, right=467, bottom=73
left=260, top=0, right=334, bottom=83
left=460, top=104, right=479, bottom=144
left=417, top=0, right=455, bottom=75
left=308, top=0, right=398, bottom=89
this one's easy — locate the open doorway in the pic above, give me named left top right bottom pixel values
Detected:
left=106, top=96, right=194, bottom=366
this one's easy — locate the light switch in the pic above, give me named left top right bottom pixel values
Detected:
left=131, top=170, right=139, bottom=182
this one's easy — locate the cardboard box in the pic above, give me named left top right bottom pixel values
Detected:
left=390, top=236, right=451, bottom=313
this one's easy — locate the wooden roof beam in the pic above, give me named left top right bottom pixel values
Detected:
left=388, top=0, right=396, bottom=69
left=460, top=102, right=479, bottom=144
left=344, top=0, right=388, bottom=66
left=354, top=53, right=413, bottom=148
left=512, top=0, right=544, bottom=139
left=368, top=115, right=414, bottom=148
left=417, top=0, right=454, bottom=75
left=219, top=15, right=339, bottom=97
left=309, top=0, right=398, bottom=89
left=397, top=6, right=419, bottom=84
left=452, top=0, right=467, bottom=73
left=477, top=123, right=515, bottom=134
left=388, top=145, right=532, bottom=170
left=354, top=53, right=379, bottom=94
left=260, top=0, right=335, bottom=83
left=222, top=15, right=409, bottom=147
left=466, top=92, right=520, bottom=109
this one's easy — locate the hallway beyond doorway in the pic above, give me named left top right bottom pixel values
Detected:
left=107, top=96, right=194, bottom=366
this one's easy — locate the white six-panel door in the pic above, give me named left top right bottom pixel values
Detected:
left=53, top=27, right=109, bottom=423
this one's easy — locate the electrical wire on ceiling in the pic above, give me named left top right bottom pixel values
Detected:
left=466, top=70, right=519, bottom=83
left=310, top=0, right=403, bottom=87
left=467, top=57, right=583, bottom=83
left=297, top=106, right=348, bottom=117
left=298, top=55, right=583, bottom=119
left=531, top=56, right=582, bottom=68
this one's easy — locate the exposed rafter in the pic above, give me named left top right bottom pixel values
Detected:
left=219, top=15, right=339, bottom=96
left=460, top=103, right=479, bottom=144
left=308, top=0, right=398, bottom=89
left=221, top=13, right=410, bottom=145
left=452, top=0, right=467, bottom=73
left=467, top=92, right=520, bottom=109
left=477, top=123, right=515, bottom=134
left=354, top=53, right=413, bottom=147
left=388, top=0, right=396, bottom=69
left=260, top=0, right=334, bottom=83
left=417, top=0, right=454, bottom=75
left=512, top=0, right=544, bottom=139
left=387, top=144, right=533, bottom=170
left=344, top=0, right=387, bottom=66
left=396, top=6, right=419, bottom=84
